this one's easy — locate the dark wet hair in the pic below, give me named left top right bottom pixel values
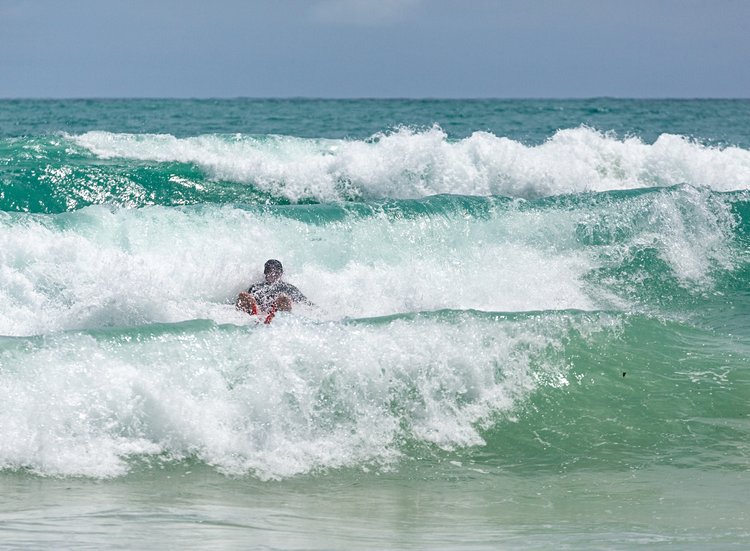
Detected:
left=264, top=259, right=283, bottom=273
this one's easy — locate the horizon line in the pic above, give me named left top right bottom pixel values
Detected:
left=1, top=95, right=749, bottom=102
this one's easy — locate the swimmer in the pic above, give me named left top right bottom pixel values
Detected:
left=236, top=259, right=311, bottom=314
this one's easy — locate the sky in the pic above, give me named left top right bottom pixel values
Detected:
left=1, top=0, right=748, bottom=98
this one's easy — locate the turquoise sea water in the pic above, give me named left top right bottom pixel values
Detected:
left=1, top=99, right=749, bottom=549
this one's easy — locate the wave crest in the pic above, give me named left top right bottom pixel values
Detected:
left=71, top=126, right=750, bottom=202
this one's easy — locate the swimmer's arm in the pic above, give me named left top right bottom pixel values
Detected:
left=295, top=292, right=315, bottom=307
left=235, top=291, right=257, bottom=314
left=285, top=285, right=314, bottom=307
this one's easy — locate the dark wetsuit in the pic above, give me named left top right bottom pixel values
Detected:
left=248, top=281, right=309, bottom=312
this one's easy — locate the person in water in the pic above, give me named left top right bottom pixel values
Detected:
left=236, top=259, right=310, bottom=314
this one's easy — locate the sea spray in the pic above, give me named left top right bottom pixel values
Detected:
left=0, top=311, right=614, bottom=479
left=1, top=186, right=744, bottom=336
left=71, top=127, right=750, bottom=201
left=3, top=126, right=750, bottom=213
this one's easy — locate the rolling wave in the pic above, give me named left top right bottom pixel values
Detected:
left=0, top=188, right=745, bottom=337
left=1, top=310, right=745, bottom=479
left=2, top=127, right=750, bottom=212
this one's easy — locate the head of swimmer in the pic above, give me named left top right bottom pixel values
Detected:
left=264, top=259, right=283, bottom=283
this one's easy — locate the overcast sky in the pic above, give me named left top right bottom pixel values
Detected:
left=1, top=0, right=748, bottom=98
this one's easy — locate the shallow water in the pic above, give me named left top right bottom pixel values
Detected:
left=3, top=466, right=748, bottom=549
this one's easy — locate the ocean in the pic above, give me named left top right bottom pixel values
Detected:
left=0, top=98, right=748, bottom=549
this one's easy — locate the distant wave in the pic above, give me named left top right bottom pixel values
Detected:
left=70, top=126, right=750, bottom=202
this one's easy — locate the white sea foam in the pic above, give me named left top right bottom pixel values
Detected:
left=0, top=184, right=738, bottom=337
left=71, top=127, right=750, bottom=201
left=0, top=311, right=607, bottom=479
left=0, top=203, right=597, bottom=336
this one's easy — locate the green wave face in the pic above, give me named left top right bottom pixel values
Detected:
left=477, top=314, right=750, bottom=473
left=0, top=136, right=281, bottom=212
left=1, top=310, right=747, bottom=479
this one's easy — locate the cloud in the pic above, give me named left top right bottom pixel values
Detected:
left=310, top=0, right=424, bottom=26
